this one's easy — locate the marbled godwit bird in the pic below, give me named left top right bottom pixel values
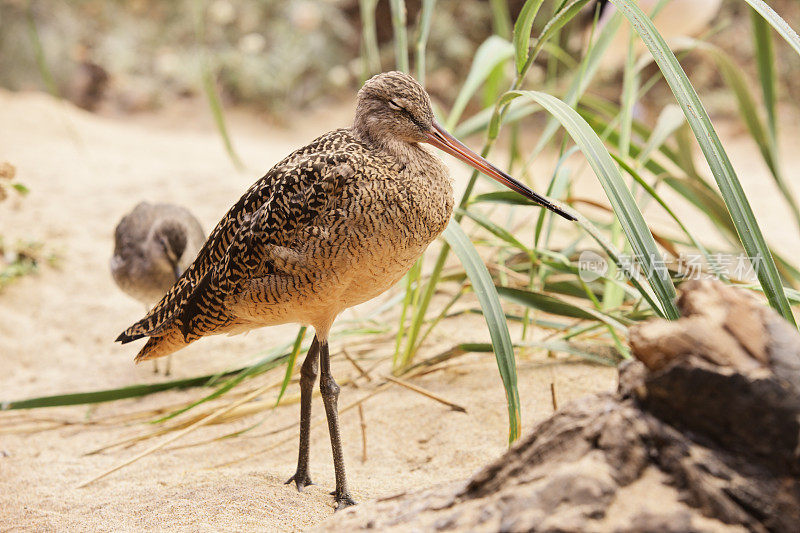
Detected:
left=111, top=201, right=205, bottom=375
left=116, top=71, right=574, bottom=509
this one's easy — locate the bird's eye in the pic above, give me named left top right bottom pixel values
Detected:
left=388, top=99, right=404, bottom=111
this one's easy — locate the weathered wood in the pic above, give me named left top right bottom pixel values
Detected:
left=320, top=281, right=800, bottom=532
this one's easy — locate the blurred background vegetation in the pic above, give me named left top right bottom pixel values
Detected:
left=3, top=0, right=797, bottom=116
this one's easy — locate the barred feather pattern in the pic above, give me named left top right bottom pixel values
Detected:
left=117, top=126, right=454, bottom=361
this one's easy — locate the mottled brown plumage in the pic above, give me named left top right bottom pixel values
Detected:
left=116, top=71, right=572, bottom=509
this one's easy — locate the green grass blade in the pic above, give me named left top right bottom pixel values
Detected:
left=275, top=326, right=308, bottom=405
left=414, top=0, right=437, bottom=83
left=494, top=90, right=679, bottom=319
left=193, top=2, right=242, bottom=171
left=446, top=36, right=514, bottom=130
left=638, top=104, right=685, bottom=164
left=359, top=0, right=381, bottom=78
left=751, top=9, right=777, bottom=142
left=746, top=13, right=800, bottom=233
left=458, top=208, right=531, bottom=256
left=513, top=0, right=546, bottom=73
left=526, top=0, right=591, bottom=71
left=1, top=368, right=251, bottom=410
left=610, top=0, right=795, bottom=326
left=742, top=0, right=800, bottom=57
left=490, top=0, right=513, bottom=40
left=200, top=67, right=243, bottom=171
left=153, top=347, right=291, bottom=423
left=496, top=286, right=628, bottom=332
left=472, top=190, right=545, bottom=207
left=528, top=9, right=625, bottom=160
left=389, top=0, right=409, bottom=73
left=442, top=221, right=520, bottom=443
left=25, top=8, right=59, bottom=97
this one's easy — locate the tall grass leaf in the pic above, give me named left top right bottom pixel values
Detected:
left=638, top=104, right=685, bottom=164
left=200, top=67, right=243, bottom=171
left=359, top=0, right=381, bottom=78
left=662, top=176, right=736, bottom=239
left=25, top=8, right=59, bottom=97
left=526, top=0, right=591, bottom=71
left=454, top=100, right=540, bottom=138
left=446, top=36, right=514, bottom=130
left=528, top=10, right=625, bottom=160
left=609, top=0, right=795, bottom=326
left=513, top=0, right=546, bottom=73
left=414, top=0, right=437, bottom=83
left=692, top=40, right=800, bottom=233
left=193, top=2, right=243, bottom=171
left=154, top=348, right=291, bottom=423
left=474, top=187, right=662, bottom=313
left=610, top=154, right=721, bottom=275
left=442, top=221, right=520, bottom=443
left=389, top=0, right=409, bottom=73
left=751, top=9, right=777, bottom=142
left=458, top=208, right=531, bottom=256
left=742, top=0, right=800, bottom=57
left=472, top=191, right=542, bottom=207
left=494, top=90, right=679, bottom=319
left=519, top=340, right=621, bottom=366
left=275, top=326, right=308, bottom=405
left=490, top=0, right=513, bottom=40
left=496, top=286, right=628, bottom=333
left=1, top=369, right=254, bottom=410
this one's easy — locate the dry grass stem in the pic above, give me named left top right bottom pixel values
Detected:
left=341, top=348, right=372, bottom=381
left=382, top=375, right=467, bottom=413
left=76, top=379, right=280, bottom=488
left=358, top=404, right=367, bottom=462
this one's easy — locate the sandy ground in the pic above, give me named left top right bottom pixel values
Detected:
left=1, top=89, right=799, bottom=532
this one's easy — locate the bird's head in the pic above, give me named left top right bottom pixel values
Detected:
left=151, top=220, right=187, bottom=280
left=355, top=70, right=435, bottom=144
left=354, top=71, right=575, bottom=221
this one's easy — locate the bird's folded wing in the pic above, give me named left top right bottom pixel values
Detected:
left=178, top=156, right=351, bottom=339
left=140, top=155, right=350, bottom=342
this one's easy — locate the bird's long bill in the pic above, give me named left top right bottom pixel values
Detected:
left=424, top=122, right=576, bottom=221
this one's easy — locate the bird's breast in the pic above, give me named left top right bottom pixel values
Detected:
left=320, top=160, right=454, bottom=309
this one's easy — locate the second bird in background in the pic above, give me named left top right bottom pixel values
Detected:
left=110, top=201, right=205, bottom=375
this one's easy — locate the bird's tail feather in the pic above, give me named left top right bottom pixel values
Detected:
left=134, top=328, right=194, bottom=362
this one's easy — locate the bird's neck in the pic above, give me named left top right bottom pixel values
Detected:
left=351, top=125, right=423, bottom=167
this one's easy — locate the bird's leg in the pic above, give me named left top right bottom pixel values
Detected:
left=164, top=354, right=172, bottom=376
left=286, top=336, right=320, bottom=491
left=319, top=339, right=357, bottom=510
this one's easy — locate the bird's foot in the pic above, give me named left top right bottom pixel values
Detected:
left=332, top=491, right=357, bottom=511
left=285, top=471, right=314, bottom=492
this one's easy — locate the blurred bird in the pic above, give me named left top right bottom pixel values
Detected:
left=111, top=201, right=205, bottom=375
left=116, top=71, right=574, bottom=509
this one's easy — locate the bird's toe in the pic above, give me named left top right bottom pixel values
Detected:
left=334, top=493, right=357, bottom=511
left=285, top=472, right=314, bottom=492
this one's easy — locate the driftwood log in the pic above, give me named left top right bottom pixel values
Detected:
left=320, top=280, right=800, bottom=532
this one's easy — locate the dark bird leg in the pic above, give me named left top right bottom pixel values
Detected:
left=286, top=336, right=320, bottom=491
left=319, top=338, right=357, bottom=510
